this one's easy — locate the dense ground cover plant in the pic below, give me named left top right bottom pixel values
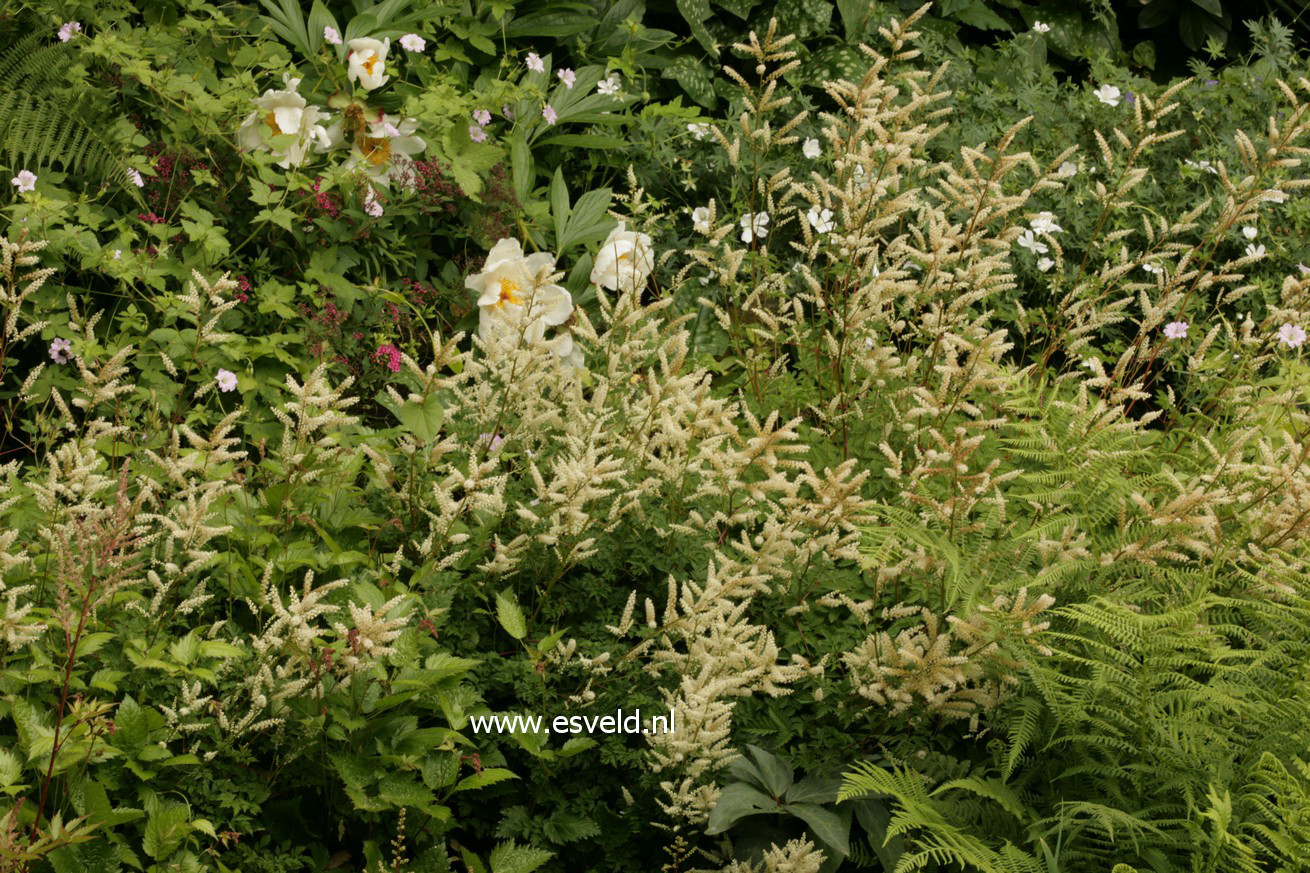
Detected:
left=2, top=1, right=1310, bottom=872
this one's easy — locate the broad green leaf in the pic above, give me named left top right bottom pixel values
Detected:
left=705, top=782, right=776, bottom=834
left=392, top=393, right=445, bottom=442
left=787, top=802, right=850, bottom=856
left=662, top=55, right=717, bottom=108
left=747, top=744, right=794, bottom=797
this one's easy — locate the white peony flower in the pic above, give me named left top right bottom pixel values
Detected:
left=347, top=37, right=390, bottom=91
left=691, top=206, right=712, bottom=234
left=740, top=212, right=769, bottom=244
left=467, top=239, right=574, bottom=349
left=237, top=74, right=332, bottom=169
left=339, top=114, right=426, bottom=187
left=1093, top=84, right=1121, bottom=106
left=591, top=221, right=655, bottom=293
left=802, top=138, right=821, bottom=159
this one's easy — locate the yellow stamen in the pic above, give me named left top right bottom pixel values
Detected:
left=494, top=278, right=522, bottom=308
left=360, top=136, right=392, bottom=166
left=363, top=54, right=380, bottom=75
left=264, top=111, right=285, bottom=135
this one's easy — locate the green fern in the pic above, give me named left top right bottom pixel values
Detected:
left=0, top=30, right=136, bottom=191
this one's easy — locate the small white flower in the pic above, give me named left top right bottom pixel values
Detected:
left=1056, top=161, right=1078, bottom=178
left=1241, top=225, right=1258, bottom=240
left=558, top=68, right=576, bottom=89
left=1093, top=84, right=1121, bottom=107
left=691, top=206, right=711, bottom=234
left=525, top=52, right=545, bottom=73
left=1184, top=158, right=1218, bottom=175
left=57, top=21, right=81, bottom=42
left=363, top=188, right=384, bottom=217
left=324, top=26, right=342, bottom=45
left=1082, top=356, right=1100, bottom=370
left=1143, top=263, right=1163, bottom=275
left=128, top=169, right=145, bottom=187
left=687, top=122, right=711, bottom=140
left=1032, top=21, right=1051, bottom=33
left=112, top=249, right=122, bottom=259
left=1277, top=323, right=1306, bottom=348
left=1036, top=257, right=1055, bottom=272
left=1030, top=212, right=1063, bottom=234
left=1245, top=243, right=1266, bottom=258
left=400, top=33, right=425, bottom=52
left=216, top=369, right=238, bottom=392
left=1163, top=321, right=1189, bottom=339
left=597, top=74, right=621, bottom=96
left=802, top=138, right=821, bottom=159
left=806, top=205, right=834, bottom=234
left=740, top=212, right=769, bottom=244
left=1016, top=229, right=1048, bottom=254
left=10, top=170, right=36, bottom=192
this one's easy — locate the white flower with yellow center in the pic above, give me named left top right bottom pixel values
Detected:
left=237, top=74, right=331, bottom=169
left=468, top=239, right=575, bottom=352
left=340, top=114, right=426, bottom=187
left=590, top=221, right=654, bottom=293
left=347, top=37, right=390, bottom=91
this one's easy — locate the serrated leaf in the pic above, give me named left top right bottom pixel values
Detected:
left=455, top=768, right=518, bottom=792
left=142, top=804, right=190, bottom=860
left=495, top=590, right=527, bottom=640
left=489, top=841, right=553, bottom=873
left=332, top=753, right=375, bottom=789
left=542, top=811, right=600, bottom=844
left=378, top=773, right=432, bottom=807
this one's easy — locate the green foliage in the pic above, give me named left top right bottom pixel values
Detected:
left=1, top=0, right=1310, bottom=872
